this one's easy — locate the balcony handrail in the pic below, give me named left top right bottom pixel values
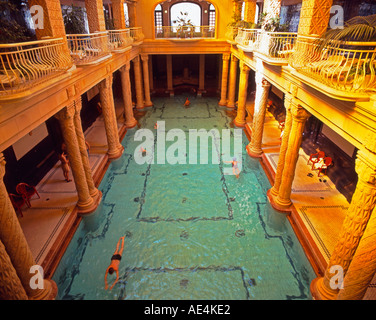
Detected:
left=155, top=25, right=215, bottom=39
left=0, top=37, right=73, bottom=98
left=108, top=29, right=133, bottom=51
left=289, top=35, right=376, bottom=95
left=66, top=32, right=111, bottom=65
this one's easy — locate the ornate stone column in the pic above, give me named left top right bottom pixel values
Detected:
left=133, top=56, right=145, bottom=109
left=198, top=54, right=205, bottom=96
left=337, top=205, right=376, bottom=300
left=127, top=1, right=137, bottom=27
left=27, top=0, right=70, bottom=55
left=0, top=154, right=57, bottom=300
left=111, top=0, right=126, bottom=29
left=219, top=53, right=231, bottom=106
left=98, top=77, right=124, bottom=159
left=298, top=0, right=333, bottom=37
left=273, top=104, right=310, bottom=209
left=244, top=0, right=257, bottom=23
left=0, top=239, right=28, bottom=300
left=84, top=0, right=106, bottom=32
left=119, top=63, right=138, bottom=128
left=263, top=0, right=282, bottom=20
left=227, top=55, right=239, bottom=109
left=166, top=54, right=174, bottom=96
left=268, top=95, right=293, bottom=198
left=56, top=105, right=96, bottom=214
left=73, top=98, right=102, bottom=208
left=311, top=150, right=376, bottom=300
left=141, top=54, right=153, bottom=107
left=246, top=76, right=271, bottom=157
left=234, top=62, right=251, bottom=127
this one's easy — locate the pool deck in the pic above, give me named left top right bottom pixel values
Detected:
left=15, top=97, right=375, bottom=299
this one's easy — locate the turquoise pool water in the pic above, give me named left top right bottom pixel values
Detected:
left=52, top=95, right=316, bottom=300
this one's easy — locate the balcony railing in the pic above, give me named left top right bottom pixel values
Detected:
left=129, top=27, right=145, bottom=43
left=235, top=28, right=297, bottom=64
left=108, top=29, right=134, bottom=52
left=67, top=31, right=111, bottom=66
left=0, top=38, right=73, bottom=98
left=155, top=26, right=215, bottom=39
left=289, top=36, right=376, bottom=96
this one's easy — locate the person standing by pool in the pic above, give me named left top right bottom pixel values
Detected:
left=105, top=236, right=125, bottom=290
left=184, top=98, right=190, bottom=107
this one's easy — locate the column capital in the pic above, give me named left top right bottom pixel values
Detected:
left=222, top=53, right=231, bottom=61
left=55, top=104, right=75, bottom=122
left=0, top=153, right=5, bottom=180
left=140, top=53, right=149, bottom=62
left=120, top=61, right=131, bottom=73
left=98, top=76, right=113, bottom=90
left=290, top=104, right=310, bottom=123
left=240, top=62, right=251, bottom=74
left=231, top=55, right=239, bottom=62
left=355, top=150, right=376, bottom=186
left=133, top=55, right=141, bottom=63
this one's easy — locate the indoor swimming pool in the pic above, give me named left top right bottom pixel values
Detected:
left=52, top=95, right=316, bottom=300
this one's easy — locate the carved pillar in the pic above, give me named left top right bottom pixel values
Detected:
left=198, top=54, right=205, bottom=96
left=84, top=0, right=106, bottom=32
left=273, top=104, right=310, bottom=209
left=246, top=76, right=271, bottom=157
left=337, top=205, right=376, bottom=300
left=98, top=77, right=124, bottom=159
left=269, top=95, right=293, bottom=198
left=0, top=234, right=28, bottom=299
left=0, top=154, right=57, bottom=300
left=166, top=54, right=173, bottom=96
left=219, top=53, right=231, bottom=106
left=132, top=56, right=145, bottom=109
left=311, top=150, right=376, bottom=300
left=119, top=63, right=137, bottom=128
left=27, top=0, right=70, bottom=55
left=127, top=1, right=137, bottom=27
left=244, top=0, right=257, bottom=23
left=263, top=0, right=282, bottom=18
left=227, top=55, right=239, bottom=109
left=234, top=62, right=251, bottom=127
left=111, top=0, right=126, bottom=29
left=298, top=0, right=333, bottom=37
left=141, top=54, right=153, bottom=107
left=56, top=105, right=96, bottom=214
left=73, top=98, right=102, bottom=207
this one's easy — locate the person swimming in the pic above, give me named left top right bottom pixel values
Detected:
left=105, top=236, right=125, bottom=290
left=140, top=147, right=147, bottom=156
left=225, top=157, right=240, bottom=178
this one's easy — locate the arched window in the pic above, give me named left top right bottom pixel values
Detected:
left=209, top=4, right=215, bottom=29
left=170, top=2, right=201, bottom=31
left=155, top=4, right=163, bottom=33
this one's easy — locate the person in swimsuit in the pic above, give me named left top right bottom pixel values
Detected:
left=105, top=236, right=125, bottom=290
left=184, top=98, right=190, bottom=107
left=59, top=152, right=71, bottom=182
left=225, top=157, right=240, bottom=178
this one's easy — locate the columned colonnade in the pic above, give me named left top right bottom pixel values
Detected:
left=0, top=0, right=153, bottom=299
left=218, top=0, right=376, bottom=300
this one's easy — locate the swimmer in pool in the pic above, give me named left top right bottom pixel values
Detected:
left=105, top=236, right=125, bottom=290
left=225, top=157, right=240, bottom=178
left=140, top=147, right=147, bottom=156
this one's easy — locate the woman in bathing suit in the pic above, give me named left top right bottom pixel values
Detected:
left=105, top=236, right=125, bottom=290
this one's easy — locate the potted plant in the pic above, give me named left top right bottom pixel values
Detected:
left=173, top=11, right=194, bottom=38
left=62, top=5, right=87, bottom=34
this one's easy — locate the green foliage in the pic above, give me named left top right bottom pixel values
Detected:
left=173, top=11, right=194, bottom=37
left=257, top=12, right=289, bottom=32
left=62, top=5, right=87, bottom=34
left=322, top=14, right=376, bottom=43
left=0, top=1, right=33, bottom=43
